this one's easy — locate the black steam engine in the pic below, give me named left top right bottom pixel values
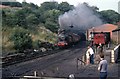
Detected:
left=55, top=29, right=82, bottom=47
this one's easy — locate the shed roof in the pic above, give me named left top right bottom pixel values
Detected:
left=90, top=24, right=118, bottom=32
left=112, top=28, right=120, bottom=32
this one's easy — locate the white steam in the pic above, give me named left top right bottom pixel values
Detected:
left=58, top=3, right=103, bottom=30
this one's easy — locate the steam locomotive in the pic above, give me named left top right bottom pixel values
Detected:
left=55, top=29, right=82, bottom=47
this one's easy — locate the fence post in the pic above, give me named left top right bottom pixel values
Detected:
left=76, top=58, right=78, bottom=71
left=82, top=55, right=85, bottom=65
left=111, top=50, right=115, bottom=63
left=34, top=71, right=37, bottom=77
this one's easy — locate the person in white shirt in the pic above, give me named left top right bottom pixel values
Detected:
left=86, top=46, right=94, bottom=64
left=98, top=53, right=108, bottom=79
left=86, top=50, right=90, bottom=65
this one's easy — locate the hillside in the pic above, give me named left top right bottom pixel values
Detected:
left=2, top=26, right=57, bottom=54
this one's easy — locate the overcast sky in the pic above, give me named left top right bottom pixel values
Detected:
left=16, top=0, right=119, bottom=12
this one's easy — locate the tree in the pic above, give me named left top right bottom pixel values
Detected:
left=26, top=13, right=39, bottom=26
left=22, top=2, right=38, bottom=9
left=58, top=2, right=73, bottom=12
left=43, top=9, right=61, bottom=32
left=100, top=10, right=120, bottom=24
left=22, top=2, right=29, bottom=7
left=45, top=19, right=59, bottom=33
left=2, top=10, right=6, bottom=17
left=44, top=9, right=61, bottom=21
left=2, top=10, right=6, bottom=26
left=2, top=9, right=17, bottom=27
left=29, top=3, right=39, bottom=9
left=14, top=8, right=27, bottom=28
left=40, top=2, right=58, bottom=11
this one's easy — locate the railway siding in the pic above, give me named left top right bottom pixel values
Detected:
left=2, top=42, right=119, bottom=78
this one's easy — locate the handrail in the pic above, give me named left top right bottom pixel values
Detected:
left=3, top=76, right=67, bottom=79
left=77, top=58, right=86, bottom=64
left=114, top=44, right=120, bottom=51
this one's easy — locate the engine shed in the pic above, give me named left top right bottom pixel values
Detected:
left=112, top=28, right=120, bottom=44
left=86, top=24, right=118, bottom=41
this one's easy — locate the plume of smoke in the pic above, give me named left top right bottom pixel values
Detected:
left=58, top=3, right=103, bottom=30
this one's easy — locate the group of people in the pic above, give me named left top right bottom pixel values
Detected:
left=86, top=45, right=108, bottom=79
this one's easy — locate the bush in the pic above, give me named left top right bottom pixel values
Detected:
left=10, top=27, right=33, bottom=52
left=32, top=40, right=41, bottom=49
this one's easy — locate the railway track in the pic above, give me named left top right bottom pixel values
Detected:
left=2, top=41, right=88, bottom=78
